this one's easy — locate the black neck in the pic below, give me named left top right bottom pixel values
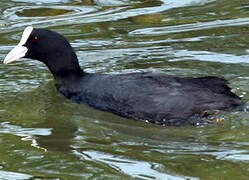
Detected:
left=44, top=51, right=84, bottom=83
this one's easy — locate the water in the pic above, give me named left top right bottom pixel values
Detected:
left=1, top=0, right=249, bottom=179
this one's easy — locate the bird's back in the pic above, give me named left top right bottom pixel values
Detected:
left=58, top=72, right=243, bottom=126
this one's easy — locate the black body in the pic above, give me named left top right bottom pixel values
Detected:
left=21, top=28, right=243, bottom=126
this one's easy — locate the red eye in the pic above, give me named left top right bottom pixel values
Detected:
left=32, top=36, right=39, bottom=42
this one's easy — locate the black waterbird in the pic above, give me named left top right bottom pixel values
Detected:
left=3, top=26, right=244, bottom=126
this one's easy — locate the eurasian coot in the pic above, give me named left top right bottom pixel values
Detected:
left=3, top=26, right=244, bottom=126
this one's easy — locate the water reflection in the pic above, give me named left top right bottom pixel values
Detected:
left=0, top=0, right=214, bottom=31
left=0, top=170, right=32, bottom=180
left=35, top=117, right=78, bottom=151
left=74, top=150, right=200, bottom=180
left=1, top=0, right=249, bottom=179
left=130, top=17, right=249, bottom=35
left=12, top=0, right=70, bottom=3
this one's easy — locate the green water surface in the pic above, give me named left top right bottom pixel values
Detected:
left=1, top=0, right=249, bottom=179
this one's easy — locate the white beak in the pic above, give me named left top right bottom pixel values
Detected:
left=3, top=45, right=28, bottom=64
left=3, top=26, right=34, bottom=64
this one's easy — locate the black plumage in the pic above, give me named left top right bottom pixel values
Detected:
left=4, top=27, right=244, bottom=126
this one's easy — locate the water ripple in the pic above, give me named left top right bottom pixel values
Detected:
left=74, top=150, right=200, bottom=180
left=130, top=17, right=249, bottom=35
left=0, top=170, right=32, bottom=180
left=0, top=122, right=52, bottom=136
left=1, top=0, right=213, bottom=32
left=1, top=5, right=98, bottom=31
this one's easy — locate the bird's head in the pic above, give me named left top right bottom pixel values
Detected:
left=4, top=26, right=83, bottom=79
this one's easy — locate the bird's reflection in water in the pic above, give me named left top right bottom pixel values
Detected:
left=35, top=117, right=78, bottom=152
left=15, top=81, right=80, bottom=152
